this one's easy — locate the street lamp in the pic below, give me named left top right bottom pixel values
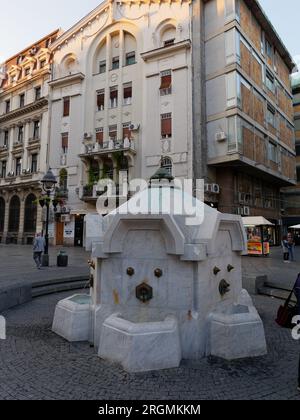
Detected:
left=41, top=168, right=57, bottom=266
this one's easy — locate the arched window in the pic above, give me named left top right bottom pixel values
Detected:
left=161, top=157, right=173, bottom=175
left=24, top=194, right=37, bottom=233
left=0, top=197, right=5, bottom=232
left=8, top=196, right=20, bottom=233
left=161, top=25, right=176, bottom=47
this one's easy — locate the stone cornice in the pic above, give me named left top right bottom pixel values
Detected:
left=49, top=72, right=85, bottom=88
left=141, top=39, right=191, bottom=61
left=0, top=68, right=50, bottom=95
left=0, top=98, right=48, bottom=124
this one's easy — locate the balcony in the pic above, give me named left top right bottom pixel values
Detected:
left=13, top=141, right=23, bottom=151
left=81, top=184, right=129, bottom=211
left=79, top=138, right=136, bottom=158
left=0, top=145, right=9, bottom=155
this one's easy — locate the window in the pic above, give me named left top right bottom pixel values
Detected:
left=96, top=128, right=104, bottom=146
left=59, top=168, right=68, bottom=192
left=8, top=196, right=20, bottom=233
left=296, top=145, right=300, bottom=156
left=25, top=67, right=30, bottom=76
left=268, top=142, right=277, bottom=163
left=164, top=39, right=175, bottom=47
left=63, top=97, right=70, bottom=117
left=160, top=70, right=172, bottom=96
left=110, top=87, right=118, bottom=108
left=266, top=70, right=275, bottom=93
left=112, top=57, right=120, bottom=70
left=35, top=86, right=41, bottom=101
left=31, top=154, right=38, bottom=173
left=40, top=60, right=46, bottom=68
left=16, top=157, right=22, bottom=176
left=123, top=123, right=131, bottom=140
left=123, top=83, right=132, bottom=105
left=19, top=93, right=25, bottom=108
left=99, top=60, right=106, bottom=74
left=266, top=39, right=273, bottom=59
left=109, top=125, right=117, bottom=141
left=33, top=121, right=40, bottom=139
left=1, top=161, right=6, bottom=178
left=125, top=52, right=136, bottom=66
left=161, top=113, right=172, bottom=139
left=161, top=157, right=173, bottom=175
left=61, top=133, right=69, bottom=154
left=297, top=167, right=300, bottom=183
left=267, top=104, right=276, bottom=127
left=4, top=131, right=9, bottom=147
left=18, top=126, right=24, bottom=143
left=97, top=89, right=105, bottom=111
left=5, top=100, right=10, bottom=113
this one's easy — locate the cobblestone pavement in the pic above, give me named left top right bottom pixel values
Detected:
left=0, top=291, right=299, bottom=400
left=0, top=245, right=89, bottom=290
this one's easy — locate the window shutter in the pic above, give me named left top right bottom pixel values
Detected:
left=97, top=90, right=105, bottom=109
left=96, top=129, right=104, bottom=145
left=160, top=75, right=172, bottom=90
left=110, top=88, right=118, bottom=100
left=124, top=86, right=132, bottom=99
left=161, top=115, right=172, bottom=137
left=63, top=98, right=70, bottom=117
left=123, top=124, right=131, bottom=139
left=62, top=133, right=69, bottom=148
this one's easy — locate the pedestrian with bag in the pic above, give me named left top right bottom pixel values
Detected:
left=287, top=232, right=296, bottom=262
left=33, top=232, right=45, bottom=270
left=282, top=235, right=290, bottom=263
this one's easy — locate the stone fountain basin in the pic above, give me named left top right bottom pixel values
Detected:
left=208, top=303, right=267, bottom=360
left=52, top=294, right=92, bottom=342
left=98, top=314, right=181, bottom=372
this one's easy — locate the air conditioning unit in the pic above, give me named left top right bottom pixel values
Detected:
left=243, top=206, right=250, bottom=216
left=84, top=132, right=92, bottom=139
left=204, top=184, right=211, bottom=193
left=129, top=123, right=140, bottom=131
left=238, top=193, right=245, bottom=204
left=211, top=184, right=220, bottom=194
left=215, top=131, right=227, bottom=142
left=237, top=207, right=244, bottom=216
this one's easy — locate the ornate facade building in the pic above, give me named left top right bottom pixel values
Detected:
left=48, top=0, right=193, bottom=246
left=0, top=30, right=60, bottom=244
left=0, top=0, right=296, bottom=247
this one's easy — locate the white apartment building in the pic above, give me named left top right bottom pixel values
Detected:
left=48, top=0, right=193, bottom=246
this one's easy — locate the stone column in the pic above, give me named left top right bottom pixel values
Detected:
left=17, top=193, right=25, bottom=244
left=2, top=194, right=10, bottom=244
left=23, top=120, right=31, bottom=171
left=8, top=125, right=15, bottom=173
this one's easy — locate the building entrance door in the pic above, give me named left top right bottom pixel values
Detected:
left=56, top=221, right=64, bottom=246
left=74, top=215, right=84, bottom=247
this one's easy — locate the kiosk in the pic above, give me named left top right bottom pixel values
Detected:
left=243, top=217, right=274, bottom=256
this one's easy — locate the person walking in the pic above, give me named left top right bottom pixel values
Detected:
left=282, top=235, right=290, bottom=263
left=33, top=233, right=45, bottom=269
left=288, top=233, right=296, bottom=262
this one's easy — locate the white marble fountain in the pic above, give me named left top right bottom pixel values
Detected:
left=52, top=179, right=267, bottom=372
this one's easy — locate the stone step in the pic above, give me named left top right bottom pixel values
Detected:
left=33, top=275, right=89, bottom=288
left=32, top=279, right=89, bottom=298
left=258, top=286, right=297, bottom=304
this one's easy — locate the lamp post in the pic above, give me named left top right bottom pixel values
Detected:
left=41, top=168, right=57, bottom=267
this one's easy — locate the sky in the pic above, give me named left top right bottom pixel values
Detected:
left=0, top=0, right=299, bottom=66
